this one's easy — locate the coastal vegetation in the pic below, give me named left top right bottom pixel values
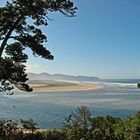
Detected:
left=0, top=106, right=140, bottom=140
left=137, top=83, right=140, bottom=88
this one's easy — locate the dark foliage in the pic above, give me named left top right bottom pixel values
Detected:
left=62, top=106, right=140, bottom=140
left=0, top=0, right=77, bottom=92
left=20, top=119, right=37, bottom=132
left=0, top=107, right=140, bottom=140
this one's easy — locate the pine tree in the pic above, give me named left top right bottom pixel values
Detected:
left=0, top=0, right=77, bottom=92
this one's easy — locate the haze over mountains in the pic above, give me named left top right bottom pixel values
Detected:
left=28, top=72, right=100, bottom=82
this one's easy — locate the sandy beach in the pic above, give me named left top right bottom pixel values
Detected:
left=29, top=82, right=103, bottom=92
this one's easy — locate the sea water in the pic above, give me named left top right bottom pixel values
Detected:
left=0, top=80, right=140, bottom=128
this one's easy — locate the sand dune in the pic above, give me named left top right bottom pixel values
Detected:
left=29, top=82, right=102, bottom=92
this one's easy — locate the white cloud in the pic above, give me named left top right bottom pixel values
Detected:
left=26, top=64, right=39, bottom=73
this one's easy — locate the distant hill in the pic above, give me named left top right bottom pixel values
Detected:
left=27, top=72, right=100, bottom=82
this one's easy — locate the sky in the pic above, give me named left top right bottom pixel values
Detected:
left=1, top=0, right=140, bottom=79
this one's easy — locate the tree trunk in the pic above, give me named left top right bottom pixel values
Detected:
left=0, top=16, right=23, bottom=57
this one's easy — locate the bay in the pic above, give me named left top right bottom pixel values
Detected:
left=0, top=85, right=140, bottom=128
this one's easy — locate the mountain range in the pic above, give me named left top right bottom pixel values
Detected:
left=27, top=72, right=100, bottom=82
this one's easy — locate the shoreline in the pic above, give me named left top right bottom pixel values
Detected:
left=29, top=83, right=103, bottom=92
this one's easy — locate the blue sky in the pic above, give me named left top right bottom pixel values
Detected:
left=1, top=0, right=140, bottom=79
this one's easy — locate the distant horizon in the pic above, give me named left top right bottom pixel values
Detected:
left=27, top=72, right=140, bottom=80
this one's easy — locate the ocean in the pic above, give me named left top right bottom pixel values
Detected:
left=0, top=79, right=140, bottom=128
